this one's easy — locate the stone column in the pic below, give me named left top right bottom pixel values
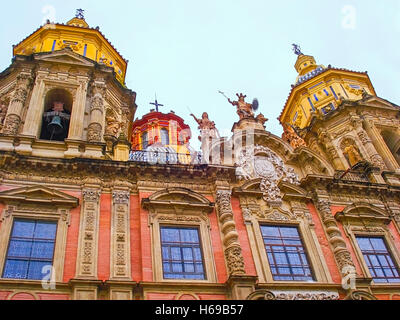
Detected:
left=318, top=129, right=346, bottom=170
left=87, top=82, right=105, bottom=143
left=20, top=71, right=47, bottom=137
left=363, top=118, right=398, bottom=171
left=215, top=189, right=258, bottom=300
left=314, top=196, right=356, bottom=279
left=110, top=186, right=131, bottom=280
left=215, top=189, right=246, bottom=276
left=68, top=77, right=89, bottom=140
left=356, top=127, right=386, bottom=170
left=76, top=186, right=101, bottom=279
left=3, top=71, right=33, bottom=135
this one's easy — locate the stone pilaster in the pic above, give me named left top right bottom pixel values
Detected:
left=215, top=189, right=245, bottom=276
left=110, top=187, right=131, bottom=280
left=76, top=187, right=101, bottom=279
left=3, top=72, right=33, bottom=135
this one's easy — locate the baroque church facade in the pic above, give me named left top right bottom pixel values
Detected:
left=0, top=13, right=399, bottom=300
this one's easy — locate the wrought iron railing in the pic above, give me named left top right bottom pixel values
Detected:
left=334, top=170, right=370, bottom=182
left=129, top=150, right=203, bottom=165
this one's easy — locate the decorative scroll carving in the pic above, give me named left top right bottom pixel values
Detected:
left=247, top=290, right=339, bottom=300
left=216, top=190, right=246, bottom=275
left=87, top=123, right=102, bottom=143
left=345, top=290, right=377, bottom=300
left=2, top=114, right=21, bottom=135
left=273, top=292, right=339, bottom=301
left=282, top=125, right=306, bottom=149
left=236, top=145, right=299, bottom=205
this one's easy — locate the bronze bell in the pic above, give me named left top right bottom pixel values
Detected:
left=47, top=115, right=64, bottom=137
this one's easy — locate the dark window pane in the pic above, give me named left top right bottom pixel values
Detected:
left=356, top=236, right=400, bottom=283
left=160, top=226, right=205, bottom=280
left=3, top=219, right=57, bottom=280
left=261, top=225, right=314, bottom=282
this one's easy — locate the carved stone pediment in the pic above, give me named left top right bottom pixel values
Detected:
left=34, top=49, right=95, bottom=68
left=335, top=202, right=391, bottom=224
left=360, top=96, right=399, bottom=110
left=142, top=187, right=214, bottom=214
left=0, top=185, right=79, bottom=207
left=279, top=181, right=311, bottom=201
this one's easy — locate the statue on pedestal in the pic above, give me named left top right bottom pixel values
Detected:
left=228, top=93, right=256, bottom=120
left=190, top=112, right=220, bottom=141
left=342, top=139, right=363, bottom=167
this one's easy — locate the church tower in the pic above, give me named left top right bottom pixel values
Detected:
left=0, top=10, right=136, bottom=161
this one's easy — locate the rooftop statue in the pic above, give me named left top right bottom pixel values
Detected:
left=190, top=112, right=220, bottom=141
left=228, top=93, right=256, bottom=120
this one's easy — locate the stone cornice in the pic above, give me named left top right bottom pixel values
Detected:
left=0, top=151, right=236, bottom=185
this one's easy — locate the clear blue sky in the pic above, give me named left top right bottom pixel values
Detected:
left=1, top=1, right=399, bottom=150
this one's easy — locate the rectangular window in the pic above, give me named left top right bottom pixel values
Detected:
left=261, top=225, right=314, bottom=281
left=340, top=84, right=349, bottom=98
left=313, top=94, right=319, bottom=102
left=51, top=40, right=56, bottom=52
left=330, top=86, right=338, bottom=99
left=160, top=226, right=206, bottom=280
left=83, top=44, right=87, bottom=57
left=3, top=219, right=57, bottom=280
left=307, top=97, right=316, bottom=111
left=323, top=89, right=330, bottom=96
left=356, top=236, right=400, bottom=283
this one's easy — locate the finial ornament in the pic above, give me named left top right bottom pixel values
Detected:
left=292, top=44, right=303, bottom=56
left=76, top=9, right=85, bottom=19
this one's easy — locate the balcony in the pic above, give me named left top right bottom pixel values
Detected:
left=129, top=150, right=203, bottom=165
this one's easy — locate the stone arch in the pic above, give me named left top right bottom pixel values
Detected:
left=341, top=202, right=388, bottom=216
left=147, top=187, right=213, bottom=205
left=335, top=202, right=391, bottom=224
left=294, top=147, right=335, bottom=176
left=8, top=291, right=38, bottom=300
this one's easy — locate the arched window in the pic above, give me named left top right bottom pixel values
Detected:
left=141, top=132, right=148, bottom=150
left=161, top=128, right=169, bottom=145
left=40, top=89, right=72, bottom=141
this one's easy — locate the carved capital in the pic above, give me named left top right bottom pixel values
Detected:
left=225, top=245, right=246, bottom=275
left=82, top=189, right=101, bottom=202
left=2, top=114, right=21, bottom=135
left=112, top=191, right=130, bottom=205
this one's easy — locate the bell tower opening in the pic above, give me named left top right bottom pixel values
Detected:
left=40, top=89, right=72, bottom=142
left=381, top=130, right=400, bottom=166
